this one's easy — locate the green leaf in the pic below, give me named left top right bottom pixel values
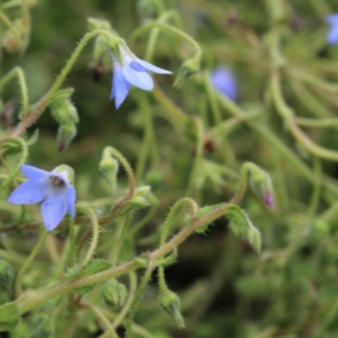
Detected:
left=226, top=205, right=262, bottom=254
left=66, top=259, right=112, bottom=296
left=0, top=301, right=20, bottom=332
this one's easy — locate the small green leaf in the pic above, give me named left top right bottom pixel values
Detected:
left=226, top=205, right=261, bottom=254
left=0, top=301, right=20, bottom=332
left=67, top=259, right=111, bottom=296
left=26, top=129, right=39, bottom=146
left=102, top=279, right=128, bottom=307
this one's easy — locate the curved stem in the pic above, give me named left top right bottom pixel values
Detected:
left=125, top=259, right=154, bottom=338
left=129, top=21, right=200, bottom=53
left=187, top=117, right=204, bottom=196
left=0, top=67, right=29, bottom=117
left=15, top=229, right=48, bottom=297
left=80, top=303, right=119, bottom=338
left=110, top=212, right=132, bottom=267
left=10, top=29, right=113, bottom=139
left=80, top=206, right=100, bottom=269
left=103, top=147, right=136, bottom=199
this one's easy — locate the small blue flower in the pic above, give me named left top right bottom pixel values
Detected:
left=7, top=165, right=76, bottom=231
left=110, top=46, right=172, bottom=109
left=326, top=14, right=338, bottom=44
left=210, top=67, right=238, bottom=101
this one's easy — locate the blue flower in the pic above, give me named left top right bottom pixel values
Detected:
left=7, top=165, right=76, bottom=231
left=326, top=14, right=338, bottom=44
left=110, top=46, right=172, bottom=109
left=210, top=67, right=238, bottom=101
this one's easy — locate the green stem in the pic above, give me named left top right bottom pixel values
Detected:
left=111, top=212, right=132, bottom=267
left=81, top=303, right=119, bottom=338
left=16, top=203, right=232, bottom=314
left=103, top=147, right=136, bottom=199
left=15, top=229, right=48, bottom=297
left=136, top=96, right=158, bottom=181
left=0, top=67, right=29, bottom=117
left=152, top=85, right=190, bottom=126
left=0, top=9, right=20, bottom=40
left=68, top=218, right=76, bottom=267
left=307, top=157, right=322, bottom=220
left=129, top=21, right=200, bottom=53
left=296, top=117, right=338, bottom=128
left=80, top=206, right=100, bottom=268
left=125, top=259, right=155, bottom=338
left=187, top=117, right=204, bottom=195
left=10, top=29, right=113, bottom=139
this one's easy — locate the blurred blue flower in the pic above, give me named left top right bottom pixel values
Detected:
left=8, top=165, right=76, bottom=231
left=110, top=47, right=172, bottom=109
left=210, top=67, right=238, bottom=101
left=326, top=14, right=338, bottom=44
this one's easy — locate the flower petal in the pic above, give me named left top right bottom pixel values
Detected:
left=210, top=68, right=238, bottom=101
left=326, top=14, right=338, bottom=26
left=66, top=185, right=76, bottom=217
left=122, top=64, right=154, bottom=91
left=8, top=179, right=49, bottom=205
left=111, top=60, right=130, bottom=109
left=130, top=59, right=172, bottom=75
left=40, top=190, right=67, bottom=231
left=20, top=165, right=49, bottom=180
left=327, top=26, right=338, bottom=45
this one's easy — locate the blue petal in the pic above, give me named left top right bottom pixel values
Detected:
left=111, top=60, right=130, bottom=109
left=130, top=59, right=172, bottom=75
left=210, top=68, right=238, bottom=101
left=8, top=179, right=49, bottom=205
left=66, top=185, right=76, bottom=217
left=122, top=64, right=154, bottom=91
left=41, top=190, right=67, bottom=231
left=326, top=14, right=338, bottom=26
left=21, top=165, right=49, bottom=180
left=327, top=26, right=338, bottom=45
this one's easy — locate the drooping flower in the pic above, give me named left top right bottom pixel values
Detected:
left=326, top=14, right=338, bottom=45
left=210, top=67, right=238, bottom=101
left=110, top=44, right=172, bottom=109
left=7, top=164, right=76, bottom=231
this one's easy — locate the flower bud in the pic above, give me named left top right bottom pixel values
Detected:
left=102, top=279, right=128, bottom=307
left=245, top=162, right=274, bottom=208
left=99, top=148, right=119, bottom=188
left=159, top=289, right=185, bottom=328
left=174, top=50, right=202, bottom=87
left=124, top=186, right=152, bottom=210
left=137, top=0, right=157, bottom=18
left=56, top=122, right=77, bottom=151
left=87, top=18, right=112, bottom=31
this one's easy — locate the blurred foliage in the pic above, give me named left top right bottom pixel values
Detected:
left=2, top=0, right=338, bottom=337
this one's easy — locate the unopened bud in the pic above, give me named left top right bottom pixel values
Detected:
left=137, top=0, right=157, bottom=18
left=87, top=17, right=112, bottom=31
left=159, top=289, right=185, bottom=328
left=124, top=186, right=151, bottom=210
left=57, top=122, right=77, bottom=151
left=245, top=162, right=274, bottom=208
left=174, top=50, right=202, bottom=87
left=102, top=279, right=128, bottom=307
left=99, top=148, right=119, bottom=188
